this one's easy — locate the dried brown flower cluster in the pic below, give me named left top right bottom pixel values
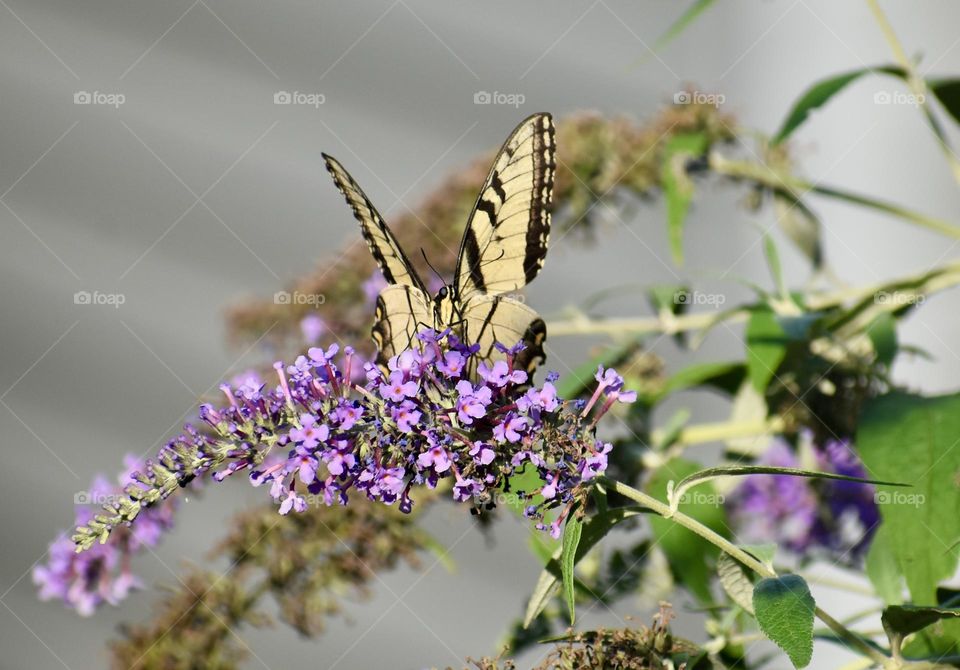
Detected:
left=457, top=604, right=707, bottom=670
left=110, top=496, right=435, bottom=669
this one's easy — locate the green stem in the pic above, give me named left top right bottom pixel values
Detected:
left=603, top=478, right=891, bottom=667
left=865, top=0, right=960, bottom=185
left=546, top=259, right=960, bottom=339
left=710, top=152, right=960, bottom=239
left=650, top=416, right=784, bottom=449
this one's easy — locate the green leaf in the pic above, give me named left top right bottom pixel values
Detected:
left=859, top=391, right=960, bottom=654
left=745, top=308, right=789, bottom=392
left=929, top=78, right=960, bottom=126
left=773, top=191, right=823, bottom=269
left=659, top=360, right=746, bottom=400
left=717, top=552, right=755, bottom=614
left=647, top=458, right=728, bottom=603
left=772, top=65, right=903, bottom=144
left=753, top=575, right=815, bottom=668
left=867, top=312, right=898, bottom=369
left=662, top=132, right=708, bottom=266
left=651, top=0, right=716, bottom=54
left=883, top=605, right=960, bottom=639
left=865, top=525, right=904, bottom=606
left=561, top=512, right=583, bottom=624
left=523, top=507, right=645, bottom=627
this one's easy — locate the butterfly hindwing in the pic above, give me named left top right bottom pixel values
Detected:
left=454, top=113, right=555, bottom=301
left=322, top=153, right=427, bottom=293
left=462, top=294, right=546, bottom=374
left=372, top=285, right=433, bottom=366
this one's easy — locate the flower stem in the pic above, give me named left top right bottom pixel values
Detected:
left=602, top=478, right=891, bottom=667
left=709, top=152, right=960, bottom=239
left=864, top=0, right=960, bottom=186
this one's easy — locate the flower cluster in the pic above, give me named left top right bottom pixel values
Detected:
left=34, top=456, right=177, bottom=615
left=727, top=437, right=879, bottom=559
left=72, top=331, right=634, bottom=553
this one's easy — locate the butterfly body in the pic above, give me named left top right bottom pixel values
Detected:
left=324, top=113, right=555, bottom=374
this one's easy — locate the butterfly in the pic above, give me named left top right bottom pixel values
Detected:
left=323, top=112, right=555, bottom=374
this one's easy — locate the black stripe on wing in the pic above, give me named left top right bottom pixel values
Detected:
left=454, top=113, right=556, bottom=300
left=323, top=153, right=428, bottom=293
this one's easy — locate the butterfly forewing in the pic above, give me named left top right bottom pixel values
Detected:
left=454, top=113, right=555, bottom=302
left=322, top=153, right=428, bottom=293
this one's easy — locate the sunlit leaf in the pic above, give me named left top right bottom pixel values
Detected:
left=772, top=65, right=903, bottom=144
left=561, top=512, right=583, bottom=624
left=753, top=575, right=815, bottom=668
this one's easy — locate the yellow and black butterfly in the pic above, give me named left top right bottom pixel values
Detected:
left=322, top=112, right=555, bottom=374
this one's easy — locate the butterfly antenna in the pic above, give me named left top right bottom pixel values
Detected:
left=420, top=249, right=447, bottom=287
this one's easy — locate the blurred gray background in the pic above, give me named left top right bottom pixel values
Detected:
left=3, top=1, right=960, bottom=668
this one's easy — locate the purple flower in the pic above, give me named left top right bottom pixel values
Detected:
left=437, top=350, right=467, bottom=377
left=469, top=441, right=496, bottom=465
left=727, top=437, right=879, bottom=559
left=289, top=415, right=329, bottom=449
left=292, top=445, right=319, bottom=484
left=308, top=344, right=339, bottom=366
left=392, top=400, right=422, bottom=433
left=581, top=441, right=612, bottom=480
left=453, top=477, right=482, bottom=502
left=380, top=370, right=418, bottom=402
left=518, top=382, right=559, bottom=413
left=417, top=445, right=452, bottom=473
left=478, top=360, right=527, bottom=387
left=493, top=413, right=529, bottom=443
left=279, top=490, right=308, bottom=515
left=324, top=445, right=356, bottom=476
left=333, top=401, right=363, bottom=430
left=455, top=380, right=492, bottom=424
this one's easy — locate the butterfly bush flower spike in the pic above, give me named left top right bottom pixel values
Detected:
left=71, top=331, right=635, bottom=554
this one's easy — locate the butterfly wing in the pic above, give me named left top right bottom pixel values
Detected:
left=453, top=113, right=555, bottom=302
left=323, top=153, right=428, bottom=293
left=462, top=294, right=546, bottom=374
left=372, top=284, right=433, bottom=367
